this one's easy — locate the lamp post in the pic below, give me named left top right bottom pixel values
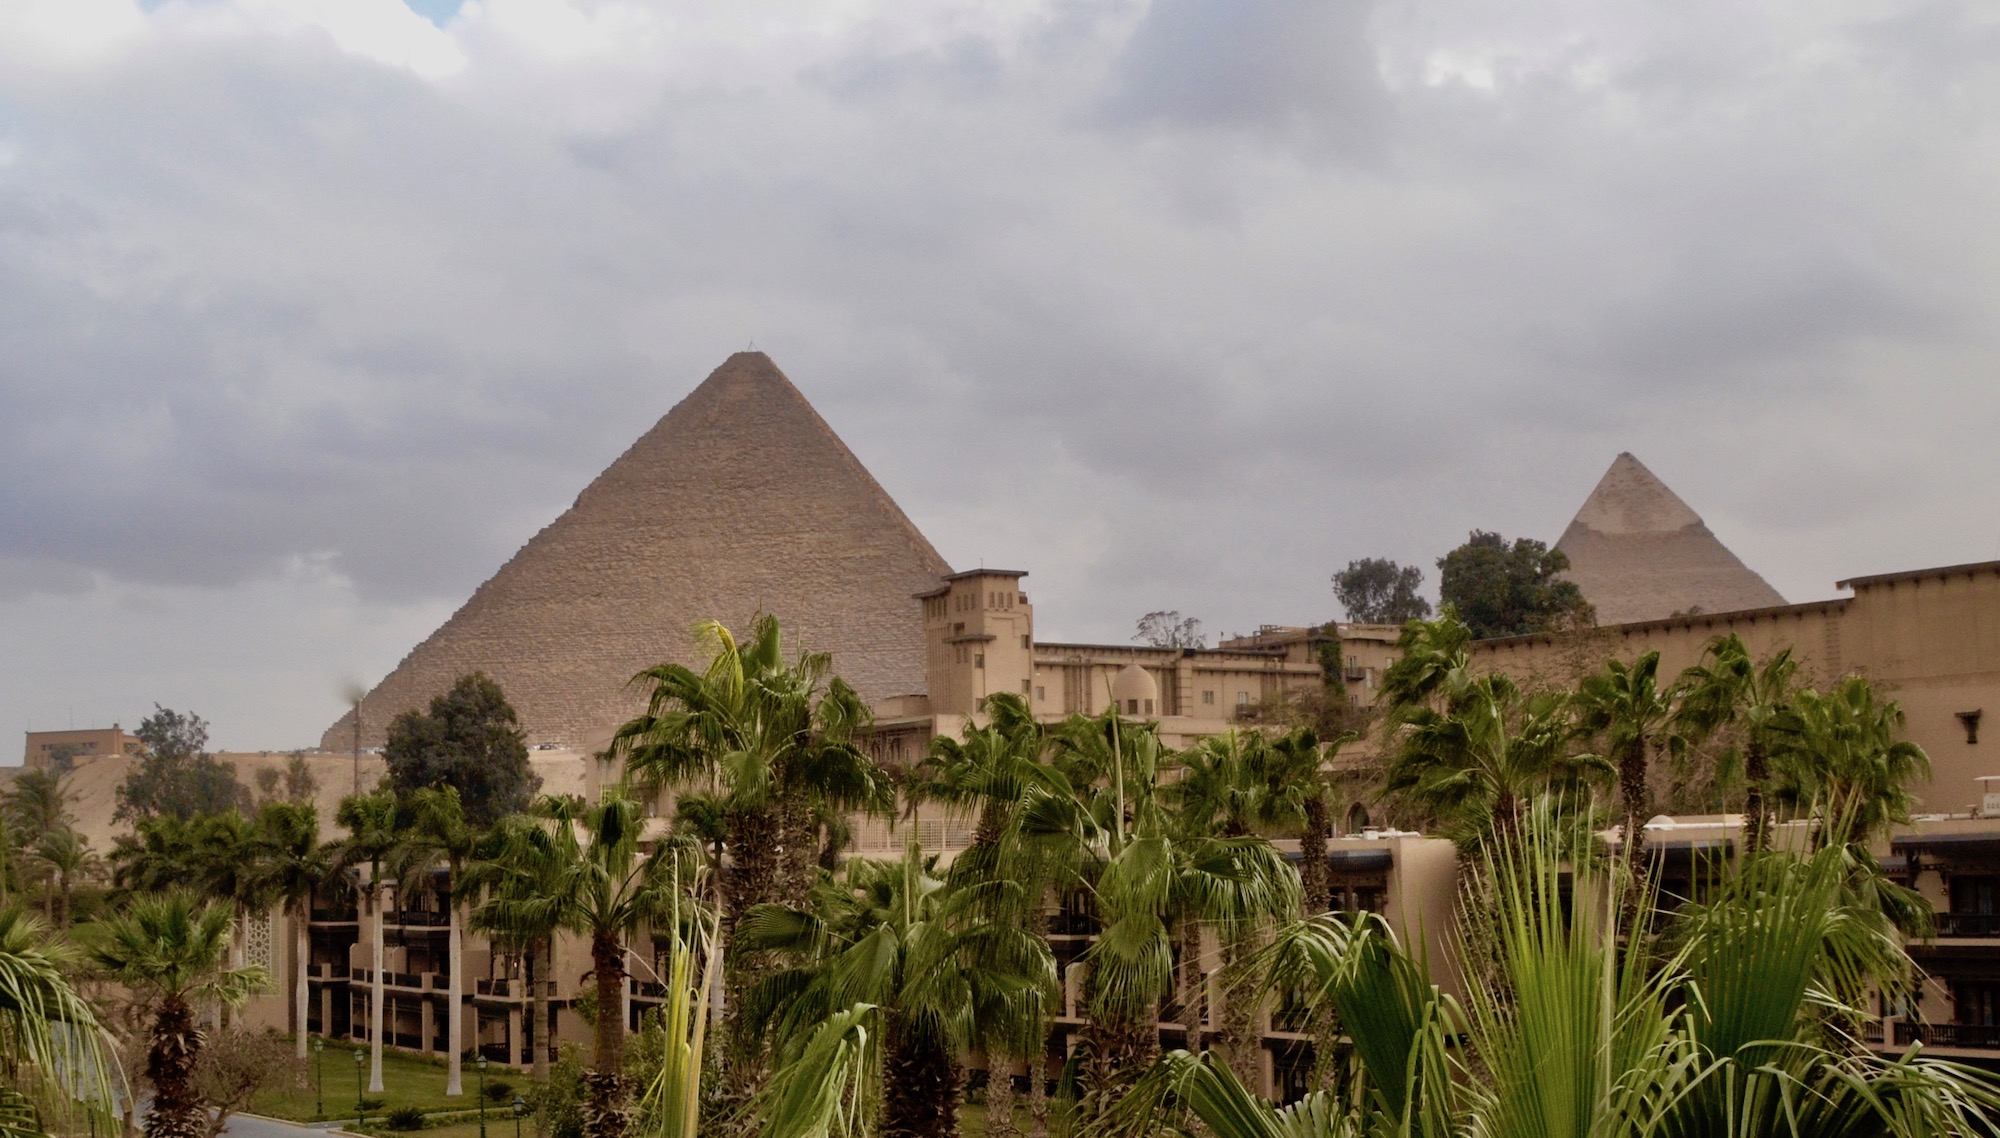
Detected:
left=511, top=1096, right=525, bottom=1138
left=313, top=1037, right=325, bottom=1117
left=354, top=1048, right=365, bottom=1129
left=477, top=1055, right=488, bottom=1138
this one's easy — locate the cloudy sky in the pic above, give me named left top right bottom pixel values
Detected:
left=4, top=0, right=1997, bottom=753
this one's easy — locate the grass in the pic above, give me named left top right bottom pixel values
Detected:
left=250, top=1039, right=539, bottom=1124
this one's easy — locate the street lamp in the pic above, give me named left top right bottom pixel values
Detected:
left=511, top=1096, right=525, bottom=1138
left=354, top=1048, right=365, bottom=1129
left=477, top=1055, right=489, bottom=1138
left=313, top=1037, right=325, bottom=1117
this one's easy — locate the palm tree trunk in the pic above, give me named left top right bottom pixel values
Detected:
left=533, top=937, right=552, bottom=1083
left=370, top=882, right=386, bottom=1092
left=882, top=1012, right=961, bottom=1138
left=984, top=1060, right=1015, bottom=1138
left=145, top=998, right=206, bottom=1138
left=295, top=906, right=311, bottom=1060
left=446, top=899, right=464, bottom=1095
left=1175, top=920, right=1202, bottom=1050
left=1743, top=739, right=1768, bottom=855
left=582, top=931, right=630, bottom=1138
left=1217, top=929, right=1260, bottom=1091
left=1619, top=739, right=1649, bottom=865
left=1300, top=798, right=1332, bottom=915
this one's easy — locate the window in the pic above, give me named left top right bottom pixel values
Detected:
left=1202, top=690, right=1215, bottom=705
left=1021, top=635, right=1031, bottom=649
left=1035, top=686, right=1046, bottom=701
left=1021, top=679, right=1032, bottom=694
left=1126, top=699, right=1140, bottom=714
left=1236, top=691, right=1250, bottom=707
left=1144, top=699, right=1154, bottom=715
left=974, top=653, right=985, bottom=669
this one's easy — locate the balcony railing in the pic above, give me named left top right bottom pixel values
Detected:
left=475, top=978, right=554, bottom=1000
left=387, top=910, right=451, bottom=928
left=386, top=972, right=424, bottom=990
left=309, top=963, right=351, bottom=981
left=476, top=979, right=512, bottom=998
left=310, top=908, right=359, bottom=923
left=1894, top=1022, right=2000, bottom=1049
left=1936, top=913, right=2000, bottom=938
left=630, top=980, right=667, bottom=1000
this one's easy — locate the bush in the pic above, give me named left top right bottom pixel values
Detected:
left=483, top=1079, right=515, bottom=1103
left=385, top=1107, right=426, bottom=1131
left=360, top=1097, right=389, bottom=1114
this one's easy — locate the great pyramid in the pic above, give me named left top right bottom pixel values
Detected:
left=1554, top=453, right=1785, bottom=626
left=321, top=352, right=951, bottom=751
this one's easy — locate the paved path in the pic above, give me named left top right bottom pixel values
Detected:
left=220, top=1114, right=346, bottom=1138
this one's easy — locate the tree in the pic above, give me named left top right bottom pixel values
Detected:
left=394, top=786, right=479, bottom=1095
left=1770, top=676, right=1931, bottom=851
left=1134, top=611, right=1205, bottom=650
left=191, top=1028, right=307, bottom=1138
left=282, top=754, right=319, bottom=803
left=1435, top=532, right=1593, bottom=639
left=27, top=827, right=99, bottom=929
left=383, top=673, right=540, bottom=828
left=335, top=790, right=401, bottom=1094
left=0, top=906, right=115, bottom=1138
left=1332, top=559, right=1433, bottom=625
left=4, top=769, right=75, bottom=848
left=609, top=616, right=890, bottom=1098
left=1673, top=635, right=1800, bottom=853
left=1574, top=651, right=1682, bottom=872
left=739, top=846, right=1054, bottom=1138
left=478, top=790, right=674, bottom=1138
left=117, top=707, right=249, bottom=823
left=249, top=801, right=336, bottom=1060
left=86, top=894, right=267, bottom=1138
left=470, top=813, right=566, bottom=1084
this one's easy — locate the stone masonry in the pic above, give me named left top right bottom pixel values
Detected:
left=321, top=352, right=951, bottom=750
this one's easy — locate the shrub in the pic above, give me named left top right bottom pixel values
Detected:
left=360, top=1097, right=389, bottom=1113
left=483, top=1079, right=514, bottom=1103
left=385, top=1107, right=426, bottom=1131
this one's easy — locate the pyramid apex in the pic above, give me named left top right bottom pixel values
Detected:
left=1568, top=452, right=1702, bottom=536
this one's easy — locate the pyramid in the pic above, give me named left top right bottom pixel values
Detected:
left=1554, top=453, right=1785, bottom=626
left=321, top=353, right=951, bottom=750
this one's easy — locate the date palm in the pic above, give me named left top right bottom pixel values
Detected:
left=1574, top=651, right=1679, bottom=864
left=86, top=893, right=267, bottom=1138
left=739, top=845, right=1054, bottom=1138
left=469, top=812, right=565, bottom=1082
left=335, top=789, right=401, bottom=1093
left=26, top=826, right=98, bottom=929
left=1769, top=675, right=1930, bottom=851
left=250, top=800, right=337, bottom=1060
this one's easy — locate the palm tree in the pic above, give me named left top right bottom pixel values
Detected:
left=1673, top=635, right=1799, bottom=853
left=469, top=813, right=565, bottom=1083
left=1574, top=651, right=1678, bottom=864
left=335, top=789, right=401, bottom=1094
left=2, top=770, right=74, bottom=848
left=1770, top=675, right=1931, bottom=851
left=1040, top=711, right=1298, bottom=1110
left=86, top=893, right=267, bottom=1138
left=0, top=906, right=116, bottom=1138
left=27, top=826, right=99, bottom=929
left=608, top=616, right=891, bottom=1087
left=1250, top=726, right=1349, bottom=916
left=394, top=786, right=479, bottom=1095
left=479, top=789, right=674, bottom=1138
left=250, top=800, right=337, bottom=1060
left=1381, top=675, right=1593, bottom=849
left=738, top=845, right=1055, bottom=1138
left=1107, top=798, right=2000, bottom=1138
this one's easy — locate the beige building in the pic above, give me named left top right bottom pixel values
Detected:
left=21, top=725, right=139, bottom=769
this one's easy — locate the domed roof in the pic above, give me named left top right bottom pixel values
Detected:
left=1111, top=664, right=1159, bottom=713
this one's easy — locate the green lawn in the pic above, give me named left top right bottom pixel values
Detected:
left=250, top=1040, right=538, bottom=1124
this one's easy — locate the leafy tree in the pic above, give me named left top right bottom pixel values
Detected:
left=117, top=707, right=248, bottom=823
left=282, top=754, right=319, bottom=803
left=86, top=894, right=267, bottom=1138
left=191, top=1028, right=307, bottom=1138
left=382, top=673, right=539, bottom=828
left=1332, top=559, right=1433, bottom=624
left=1134, top=611, right=1205, bottom=649
left=40, top=742, right=83, bottom=775
left=1435, top=532, right=1593, bottom=639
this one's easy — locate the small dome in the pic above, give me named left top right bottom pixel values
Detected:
left=1110, top=664, right=1160, bottom=716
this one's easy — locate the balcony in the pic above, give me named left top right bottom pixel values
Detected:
left=630, top=980, right=667, bottom=1001
left=386, top=910, right=451, bottom=928
left=1894, top=1022, right=2000, bottom=1049
left=309, top=963, right=351, bottom=982
left=1936, top=913, right=2000, bottom=938
left=475, top=979, right=554, bottom=1001
left=476, top=978, right=513, bottom=998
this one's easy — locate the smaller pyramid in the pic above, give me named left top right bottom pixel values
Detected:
left=1554, top=454, right=1785, bottom=625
